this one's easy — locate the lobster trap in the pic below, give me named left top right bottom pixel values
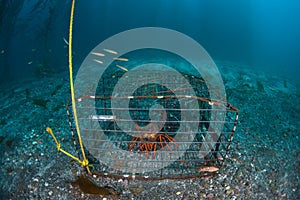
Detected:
left=68, top=67, right=239, bottom=180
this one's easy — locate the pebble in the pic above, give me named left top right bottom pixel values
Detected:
left=225, top=185, right=232, bottom=195
left=226, top=189, right=232, bottom=195
left=131, top=187, right=144, bottom=195
left=176, top=191, right=181, bottom=195
left=48, top=191, right=53, bottom=196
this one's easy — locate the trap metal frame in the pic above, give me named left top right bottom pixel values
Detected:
left=66, top=70, right=239, bottom=180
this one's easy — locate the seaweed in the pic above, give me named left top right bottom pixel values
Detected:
left=6, top=139, right=13, bottom=148
left=71, top=175, right=111, bottom=195
left=256, top=81, right=265, bottom=92
left=51, top=84, right=63, bottom=96
left=25, top=88, right=30, bottom=99
left=283, top=80, right=287, bottom=88
left=52, top=105, right=62, bottom=112
left=0, top=119, right=7, bottom=125
left=0, top=136, right=4, bottom=144
left=6, top=166, right=13, bottom=173
left=33, top=99, right=49, bottom=108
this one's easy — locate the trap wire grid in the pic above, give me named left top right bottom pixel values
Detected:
left=67, top=72, right=238, bottom=179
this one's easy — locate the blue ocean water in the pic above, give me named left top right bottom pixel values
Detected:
left=0, top=0, right=299, bottom=85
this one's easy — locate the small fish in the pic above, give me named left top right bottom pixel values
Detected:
left=31, top=49, right=36, bottom=52
left=113, top=57, right=128, bottom=61
left=116, top=64, right=128, bottom=72
left=93, top=59, right=103, bottom=64
left=1, top=50, right=4, bottom=54
left=28, top=61, right=33, bottom=65
left=91, top=52, right=105, bottom=57
left=199, top=166, right=219, bottom=173
left=35, top=140, right=43, bottom=144
left=63, top=37, right=69, bottom=45
left=103, top=48, right=118, bottom=55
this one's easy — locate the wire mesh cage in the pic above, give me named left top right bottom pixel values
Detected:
left=67, top=66, right=238, bottom=180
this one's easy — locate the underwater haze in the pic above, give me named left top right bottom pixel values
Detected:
left=0, top=0, right=300, bottom=85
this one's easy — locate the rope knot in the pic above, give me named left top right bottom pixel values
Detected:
left=81, top=159, right=89, bottom=167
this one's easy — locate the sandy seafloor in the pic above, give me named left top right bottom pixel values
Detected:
left=0, top=61, right=299, bottom=200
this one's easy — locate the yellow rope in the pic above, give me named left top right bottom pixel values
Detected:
left=46, top=127, right=82, bottom=164
left=68, top=0, right=90, bottom=173
left=46, top=0, right=91, bottom=174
